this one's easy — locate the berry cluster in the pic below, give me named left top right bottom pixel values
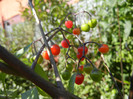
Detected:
left=61, top=17, right=109, bottom=85
left=32, top=12, right=109, bottom=86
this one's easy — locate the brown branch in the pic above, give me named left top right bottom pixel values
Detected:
left=0, top=62, right=23, bottom=77
left=129, top=73, right=133, bottom=99
left=0, top=45, right=80, bottom=99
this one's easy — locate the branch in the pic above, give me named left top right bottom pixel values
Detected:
left=101, top=54, right=123, bottom=98
left=28, top=0, right=64, bottom=89
left=129, top=73, right=133, bottom=99
left=0, top=45, right=80, bottom=99
left=0, top=62, right=23, bottom=77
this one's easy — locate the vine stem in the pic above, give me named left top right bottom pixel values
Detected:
left=117, top=3, right=124, bottom=97
left=28, top=0, right=64, bottom=90
left=101, top=54, right=123, bottom=98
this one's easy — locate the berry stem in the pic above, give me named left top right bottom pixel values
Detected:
left=31, top=43, right=45, bottom=70
left=85, top=41, right=100, bottom=46
left=59, top=12, right=72, bottom=27
left=45, top=27, right=59, bottom=36
left=84, top=56, right=96, bottom=69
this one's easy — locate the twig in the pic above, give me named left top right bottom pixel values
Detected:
left=45, top=27, right=59, bottom=36
left=61, top=28, right=83, bottom=44
left=101, top=54, right=123, bottom=98
left=73, top=10, right=92, bottom=18
left=59, top=12, right=72, bottom=27
left=31, top=29, right=61, bottom=70
left=117, top=4, right=124, bottom=97
left=129, top=73, right=133, bottom=99
left=31, top=44, right=45, bottom=70
left=28, top=0, right=64, bottom=89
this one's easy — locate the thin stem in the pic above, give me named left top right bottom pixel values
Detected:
left=101, top=54, right=123, bottom=98
left=73, top=10, right=92, bottom=18
left=31, top=44, right=45, bottom=70
left=117, top=4, right=124, bottom=97
left=59, top=12, right=72, bottom=27
left=31, top=29, right=61, bottom=70
left=84, top=56, right=96, bottom=68
left=45, top=27, right=59, bottom=36
left=28, top=0, right=64, bottom=89
left=85, top=41, right=100, bottom=46
left=61, top=29, right=83, bottom=44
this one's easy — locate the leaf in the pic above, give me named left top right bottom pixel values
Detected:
left=37, top=87, right=50, bottom=98
left=14, top=43, right=32, bottom=58
left=67, top=72, right=76, bottom=93
left=7, top=89, right=18, bottom=99
left=124, top=20, right=132, bottom=40
left=0, top=72, right=6, bottom=81
left=21, top=87, right=39, bottom=99
left=34, top=64, right=49, bottom=97
left=34, top=64, right=48, bottom=81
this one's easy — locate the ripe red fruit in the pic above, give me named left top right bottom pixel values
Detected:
left=65, top=20, right=73, bottom=28
left=77, top=53, right=85, bottom=61
left=42, top=51, right=50, bottom=60
left=78, top=65, right=84, bottom=73
left=61, top=39, right=70, bottom=48
left=98, top=44, right=109, bottom=54
left=78, top=46, right=88, bottom=54
left=51, top=44, right=60, bottom=56
left=75, top=73, right=84, bottom=85
left=73, top=28, right=80, bottom=35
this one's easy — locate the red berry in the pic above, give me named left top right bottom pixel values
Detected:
left=78, top=46, right=88, bottom=54
left=98, top=44, right=109, bottom=54
left=65, top=20, right=73, bottom=28
left=42, top=51, right=50, bottom=60
left=77, top=53, right=85, bottom=61
left=75, top=73, right=84, bottom=85
left=61, top=39, right=70, bottom=48
left=73, top=28, right=80, bottom=35
left=51, top=44, right=60, bottom=56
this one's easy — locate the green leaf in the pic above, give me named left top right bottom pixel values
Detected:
left=0, top=72, right=6, bottom=81
left=7, top=89, right=18, bottom=99
left=124, top=20, right=132, bottom=40
left=21, top=87, right=39, bottom=99
left=34, top=64, right=50, bottom=97
left=67, top=72, right=76, bottom=93
left=37, top=87, right=50, bottom=98
left=34, top=64, right=48, bottom=81
left=14, top=43, right=32, bottom=58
